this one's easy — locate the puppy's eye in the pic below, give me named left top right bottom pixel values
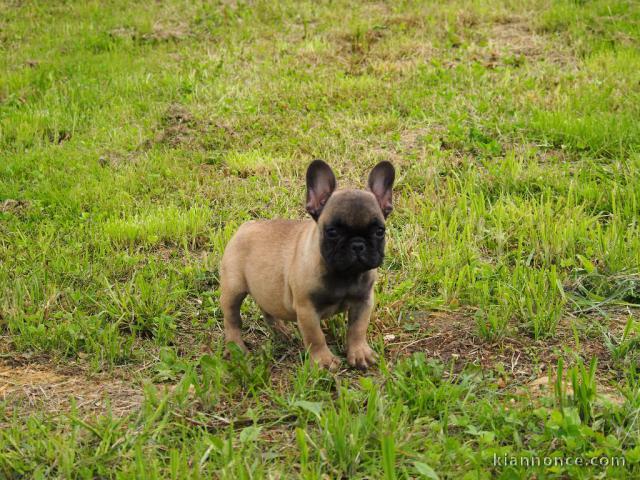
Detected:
left=325, top=227, right=338, bottom=239
left=374, top=227, right=385, bottom=238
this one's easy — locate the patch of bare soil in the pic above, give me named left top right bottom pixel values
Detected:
left=489, top=19, right=545, bottom=59
left=329, top=26, right=391, bottom=75
left=43, top=128, right=71, bottom=145
left=150, top=103, right=234, bottom=151
left=155, top=104, right=199, bottom=147
left=337, top=28, right=387, bottom=57
left=484, top=16, right=575, bottom=66
left=364, top=126, right=436, bottom=168
left=109, top=22, right=190, bottom=44
left=438, top=15, right=576, bottom=70
left=145, top=22, right=191, bottom=43
left=0, top=360, right=144, bottom=422
left=97, top=150, right=142, bottom=168
left=380, top=309, right=626, bottom=395
left=0, top=199, right=30, bottom=214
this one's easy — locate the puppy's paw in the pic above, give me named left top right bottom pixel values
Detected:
left=310, top=347, right=341, bottom=371
left=346, top=342, right=378, bottom=370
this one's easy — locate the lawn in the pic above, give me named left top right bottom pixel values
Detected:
left=1, top=0, right=640, bottom=477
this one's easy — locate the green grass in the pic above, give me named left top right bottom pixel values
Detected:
left=1, top=0, right=640, bottom=477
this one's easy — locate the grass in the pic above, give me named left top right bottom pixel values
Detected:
left=1, top=0, right=640, bottom=477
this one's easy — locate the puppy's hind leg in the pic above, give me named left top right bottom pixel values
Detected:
left=220, top=277, right=249, bottom=354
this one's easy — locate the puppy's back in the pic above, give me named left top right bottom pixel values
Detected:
left=223, top=219, right=309, bottom=261
left=220, top=220, right=312, bottom=317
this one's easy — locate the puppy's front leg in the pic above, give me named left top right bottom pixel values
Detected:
left=296, top=304, right=340, bottom=370
left=346, top=296, right=378, bottom=369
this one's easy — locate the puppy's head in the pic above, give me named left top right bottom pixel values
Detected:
left=306, top=160, right=395, bottom=275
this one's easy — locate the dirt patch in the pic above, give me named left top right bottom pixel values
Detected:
left=156, top=104, right=198, bottom=147
left=489, top=20, right=544, bottom=59
left=484, top=16, right=574, bottom=66
left=367, top=126, right=437, bottom=167
left=521, top=373, right=625, bottom=406
left=145, top=22, right=191, bottom=43
left=385, top=13, right=426, bottom=30
left=153, top=244, right=212, bottom=266
left=397, top=128, right=429, bottom=151
left=151, top=103, right=233, bottom=151
left=108, top=26, right=137, bottom=40
left=331, top=26, right=390, bottom=75
left=384, top=311, right=538, bottom=376
left=0, top=199, right=30, bottom=214
left=438, top=15, right=575, bottom=70
left=381, top=310, right=625, bottom=390
left=0, top=360, right=144, bottom=421
left=337, top=27, right=387, bottom=57
left=43, top=128, right=71, bottom=145
left=109, top=22, right=190, bottom=44
left=98, top=150, right=142, bottom=168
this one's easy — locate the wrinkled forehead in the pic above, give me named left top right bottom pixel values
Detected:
left=319, top=190, right=384, bottom=228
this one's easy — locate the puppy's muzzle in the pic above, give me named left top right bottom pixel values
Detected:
left=351, top=239, right=366, bottom=255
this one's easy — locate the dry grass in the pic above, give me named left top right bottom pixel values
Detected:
left=0, top=360, right=144, bottom=421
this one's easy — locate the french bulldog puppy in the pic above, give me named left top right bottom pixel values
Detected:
left=220, top=160, right=395, bottom=370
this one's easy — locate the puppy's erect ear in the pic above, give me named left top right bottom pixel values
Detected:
left=306, top=159, right=337, bottom=221
left=367, top=161, right=395, bottom=218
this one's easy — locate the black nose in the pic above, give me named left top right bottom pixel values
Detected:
left=351, top=240, right=365, bottom=254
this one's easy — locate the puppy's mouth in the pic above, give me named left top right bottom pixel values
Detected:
left=354, top=251, right=375, bottom=263
left=360, top=255, right=383, bottom=269
left=344, top=252, right=383, bottom=272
